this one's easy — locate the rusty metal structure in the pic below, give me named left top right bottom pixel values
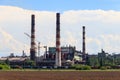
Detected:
left=30, top=14, right=36, bottom=61
left=55, top=13, right=61, bottom=67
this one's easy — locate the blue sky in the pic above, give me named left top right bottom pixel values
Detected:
left=0, top=0, right=120, bottom=11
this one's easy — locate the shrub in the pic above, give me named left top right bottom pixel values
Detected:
left=69, top=66, right=76, bottom=69
left=100, top=66, right=107, bottom=70
left=0, top=64, right=11, bottom=70
left=73, top=64, right=91, bottom=70
left=82, top=65, right=91, bottom=70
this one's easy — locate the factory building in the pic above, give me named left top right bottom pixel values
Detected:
left=48, top=46, right=76, bottom=61
left=36, top=46, right=81, bottom=66
left=0, top=52, right=29, bottom=68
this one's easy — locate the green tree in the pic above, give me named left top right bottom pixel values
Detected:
left=88, top=56, right=100, bottom=67
left=24, top=59, right=36, bottom=67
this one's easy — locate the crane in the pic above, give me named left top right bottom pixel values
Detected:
left=24, top=32, right=40, bottom=57
left=24, top=33, right=47, bottom=59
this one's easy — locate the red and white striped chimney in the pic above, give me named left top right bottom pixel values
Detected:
left=30, top=14, right=36, bottom=61
left=55, top=13, right=61, bottom=67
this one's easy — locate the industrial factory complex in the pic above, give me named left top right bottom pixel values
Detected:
left=0, top=13, right=120, bottom=69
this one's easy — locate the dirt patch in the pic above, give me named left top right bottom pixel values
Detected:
left=0, top=70, right=120, bottom=80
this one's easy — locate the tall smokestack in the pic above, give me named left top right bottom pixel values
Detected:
left=82, top=26, right=86, bottom=61
left=30, top=14, right=36, bottom=61
left=55, top=13, right=61, bottom=67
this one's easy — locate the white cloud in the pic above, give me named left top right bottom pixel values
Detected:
left=86, top=37, right=102, bottom=53
left=62, top=31, right=77, bottom=46
left=0, top=6, right=120, bottom=56
left=99, top=34, right=120, bottom=53
left=0, top=28, right=29, bottom=56
left=86, top=34, right=120, bottom=54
